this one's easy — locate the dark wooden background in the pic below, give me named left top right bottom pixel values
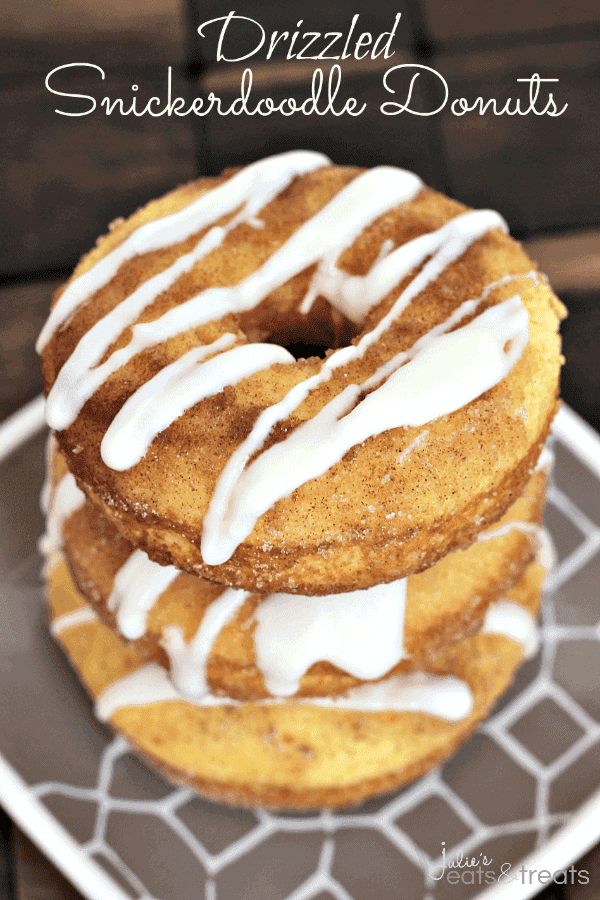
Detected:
left=0, top=0, right=599, bottom=897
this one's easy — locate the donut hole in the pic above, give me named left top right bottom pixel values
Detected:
left=241, top=297, right=361, bottom=361
left=284, top=340, right=330, bottom=361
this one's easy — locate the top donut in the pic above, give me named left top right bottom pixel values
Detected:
left=40, top=151, right=564, bottom=594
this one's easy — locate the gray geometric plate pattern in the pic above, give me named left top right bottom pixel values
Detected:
left=0, top=399, right=599, bottom=900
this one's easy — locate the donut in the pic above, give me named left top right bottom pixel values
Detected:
left=46, top=554, right=545, bottom=810
left=39, top=151, right=565, bottom=593
left=38, top=151, right=563, bottom=809
left=57, top=456, right=549, bottom=700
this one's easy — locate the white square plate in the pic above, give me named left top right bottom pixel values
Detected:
left=0, top=398, right=598, bottom=900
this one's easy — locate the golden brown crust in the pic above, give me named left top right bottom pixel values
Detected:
left=42, top=165, right=564, bottom=593
left=46, top=556, right=543, bottom=810
left=59, top=454, right=547, bottom=701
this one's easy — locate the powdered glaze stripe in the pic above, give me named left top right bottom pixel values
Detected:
left=481, top=601, right=539, bottom=659
left=37, top=150, right=330, bottom=353
left=536, top=445, right=555, bottom=473
left=107, top=550, right=180, bottom=641
left=96, top=664, right=185, bottom=719
left=202, top=294, right=529, bottom=565
left=51, top=607, right=98, bottom=636
left=478, top=522, right=556, bottom=573
left=102, top=340, right=295, bottom=471
left=38, top=471, right=85, bottom=561
left=344, top=210, right=507, bottom=362
left=160, top=588, right=250, bottom=698
left=95, top=662, right=474, bottom=722
left=304, top=673, right=473, bottom=719
left=253, top=579, right=407, bottom=697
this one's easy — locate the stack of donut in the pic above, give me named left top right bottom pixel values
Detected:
left=38, top=152, right=564, bottom=809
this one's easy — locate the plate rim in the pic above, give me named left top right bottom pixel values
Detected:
left=0, top=753, right=133, bottom=900
left=0, top=396, right=599, bottom=900
left=0, top=395, right=134, bottom=900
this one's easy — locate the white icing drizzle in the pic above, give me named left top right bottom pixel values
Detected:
left=93, top=592, right=540, bottom=721
left=300, top=206, right=505, bottom=324
left=201, top=270, right=536, bottom=566
left=102, top=339, right=294, bottom=471
left=253, top=579, right=407, bottom=696
left=302, top=672, right=472, bottom=719
left=296, top=169, right=422, bottom=318
left=308, top=206, right=507, bottom=328
left=94, top=515, right=545, bottom=704
left=95, top=662, right=473, bottom=723
left=477, top=522, right=556, bottom=573
left=477, top=520, right=544, bottom=543
left=534, top=527, right=556, bottom=574
left=37, top=150, right=330, bottom=353
left=38, top=471, right=85, bottom=561
left=536, top=445, right=555, bottom=474
left=40, top=433, right=57, bottom=515
left=202, top=293, right=529, bottom=565
left=45, top=165, right=421, bottom=431
left=160, top=588, right=250, bottom=698
left=76, top=582, right=544, bottom=722
left=51, top=606, right=98, bottom=636
left=44, top=229, right=231, bottom=431
left=96, top=664, right=186, bottom=720
left=481, top=600, right=539, bottom=659
left=107, top=549, right=179, bottom=641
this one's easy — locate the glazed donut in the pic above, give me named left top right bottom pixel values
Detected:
left=49, top=447, right=548, bottom=701
left=46, top=554, right=544, bottom=810
left=40, top=151, right=564, bottom=593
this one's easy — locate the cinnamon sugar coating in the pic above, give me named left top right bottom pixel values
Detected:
left=42, top=165, right=565, bottom=593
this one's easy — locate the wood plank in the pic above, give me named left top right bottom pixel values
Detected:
left=524, top=229, right=600, bottom=293
left=0, top=278, right=62, bottom=422
left=0, top=0, right=186, bottom=73
left=0, top=69, right=197, bottom=276
left=434, top=41, right=600, bottom=234
left=422, top=0, right=600, bottom=43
